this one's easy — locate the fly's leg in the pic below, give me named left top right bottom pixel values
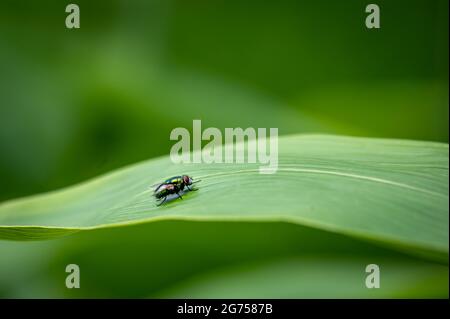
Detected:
left=157, top=197, right=167, bottom=206
left=189, top=179, right=201, bottom=191
left=177, top=192, right=183, bottom=200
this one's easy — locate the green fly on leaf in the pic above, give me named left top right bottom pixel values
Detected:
left=153, top=175, right=201, bottom=206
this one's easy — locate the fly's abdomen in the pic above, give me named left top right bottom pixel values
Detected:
left=154, top=184, right=176, bottom=199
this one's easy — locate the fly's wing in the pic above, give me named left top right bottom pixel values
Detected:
left=154, top=183, right=173, bottom=199
left=152, top=183, right=164, bottom=192
left=152, top=176, right=184, bottom=193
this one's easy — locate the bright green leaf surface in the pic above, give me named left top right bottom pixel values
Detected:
left=0, top=135, right=448, bottom=261
left=0, top=134, right=448, bottom=298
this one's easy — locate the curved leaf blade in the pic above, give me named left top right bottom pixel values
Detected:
left=0, top=135, right=448, bottom=261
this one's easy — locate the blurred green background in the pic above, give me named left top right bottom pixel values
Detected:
left=0, top=0, right=448, bottom=202
left=0, top=0, right=448, bottom=298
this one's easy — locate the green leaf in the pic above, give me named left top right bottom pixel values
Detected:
left=0, top=135, right=448, bottom=263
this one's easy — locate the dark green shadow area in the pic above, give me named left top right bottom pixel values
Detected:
left=0, top=220, right=447, bottom=298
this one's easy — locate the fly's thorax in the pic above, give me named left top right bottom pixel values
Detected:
left=165, top=176, right=183, bottom=185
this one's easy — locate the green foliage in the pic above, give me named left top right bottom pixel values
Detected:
left=0, top=134, right=447, bottom=298
left=0, top=0, right=448, bottom=201
left=1, top=135, right=447, bottom=252
left=0, top=0, right=448, bottom=299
